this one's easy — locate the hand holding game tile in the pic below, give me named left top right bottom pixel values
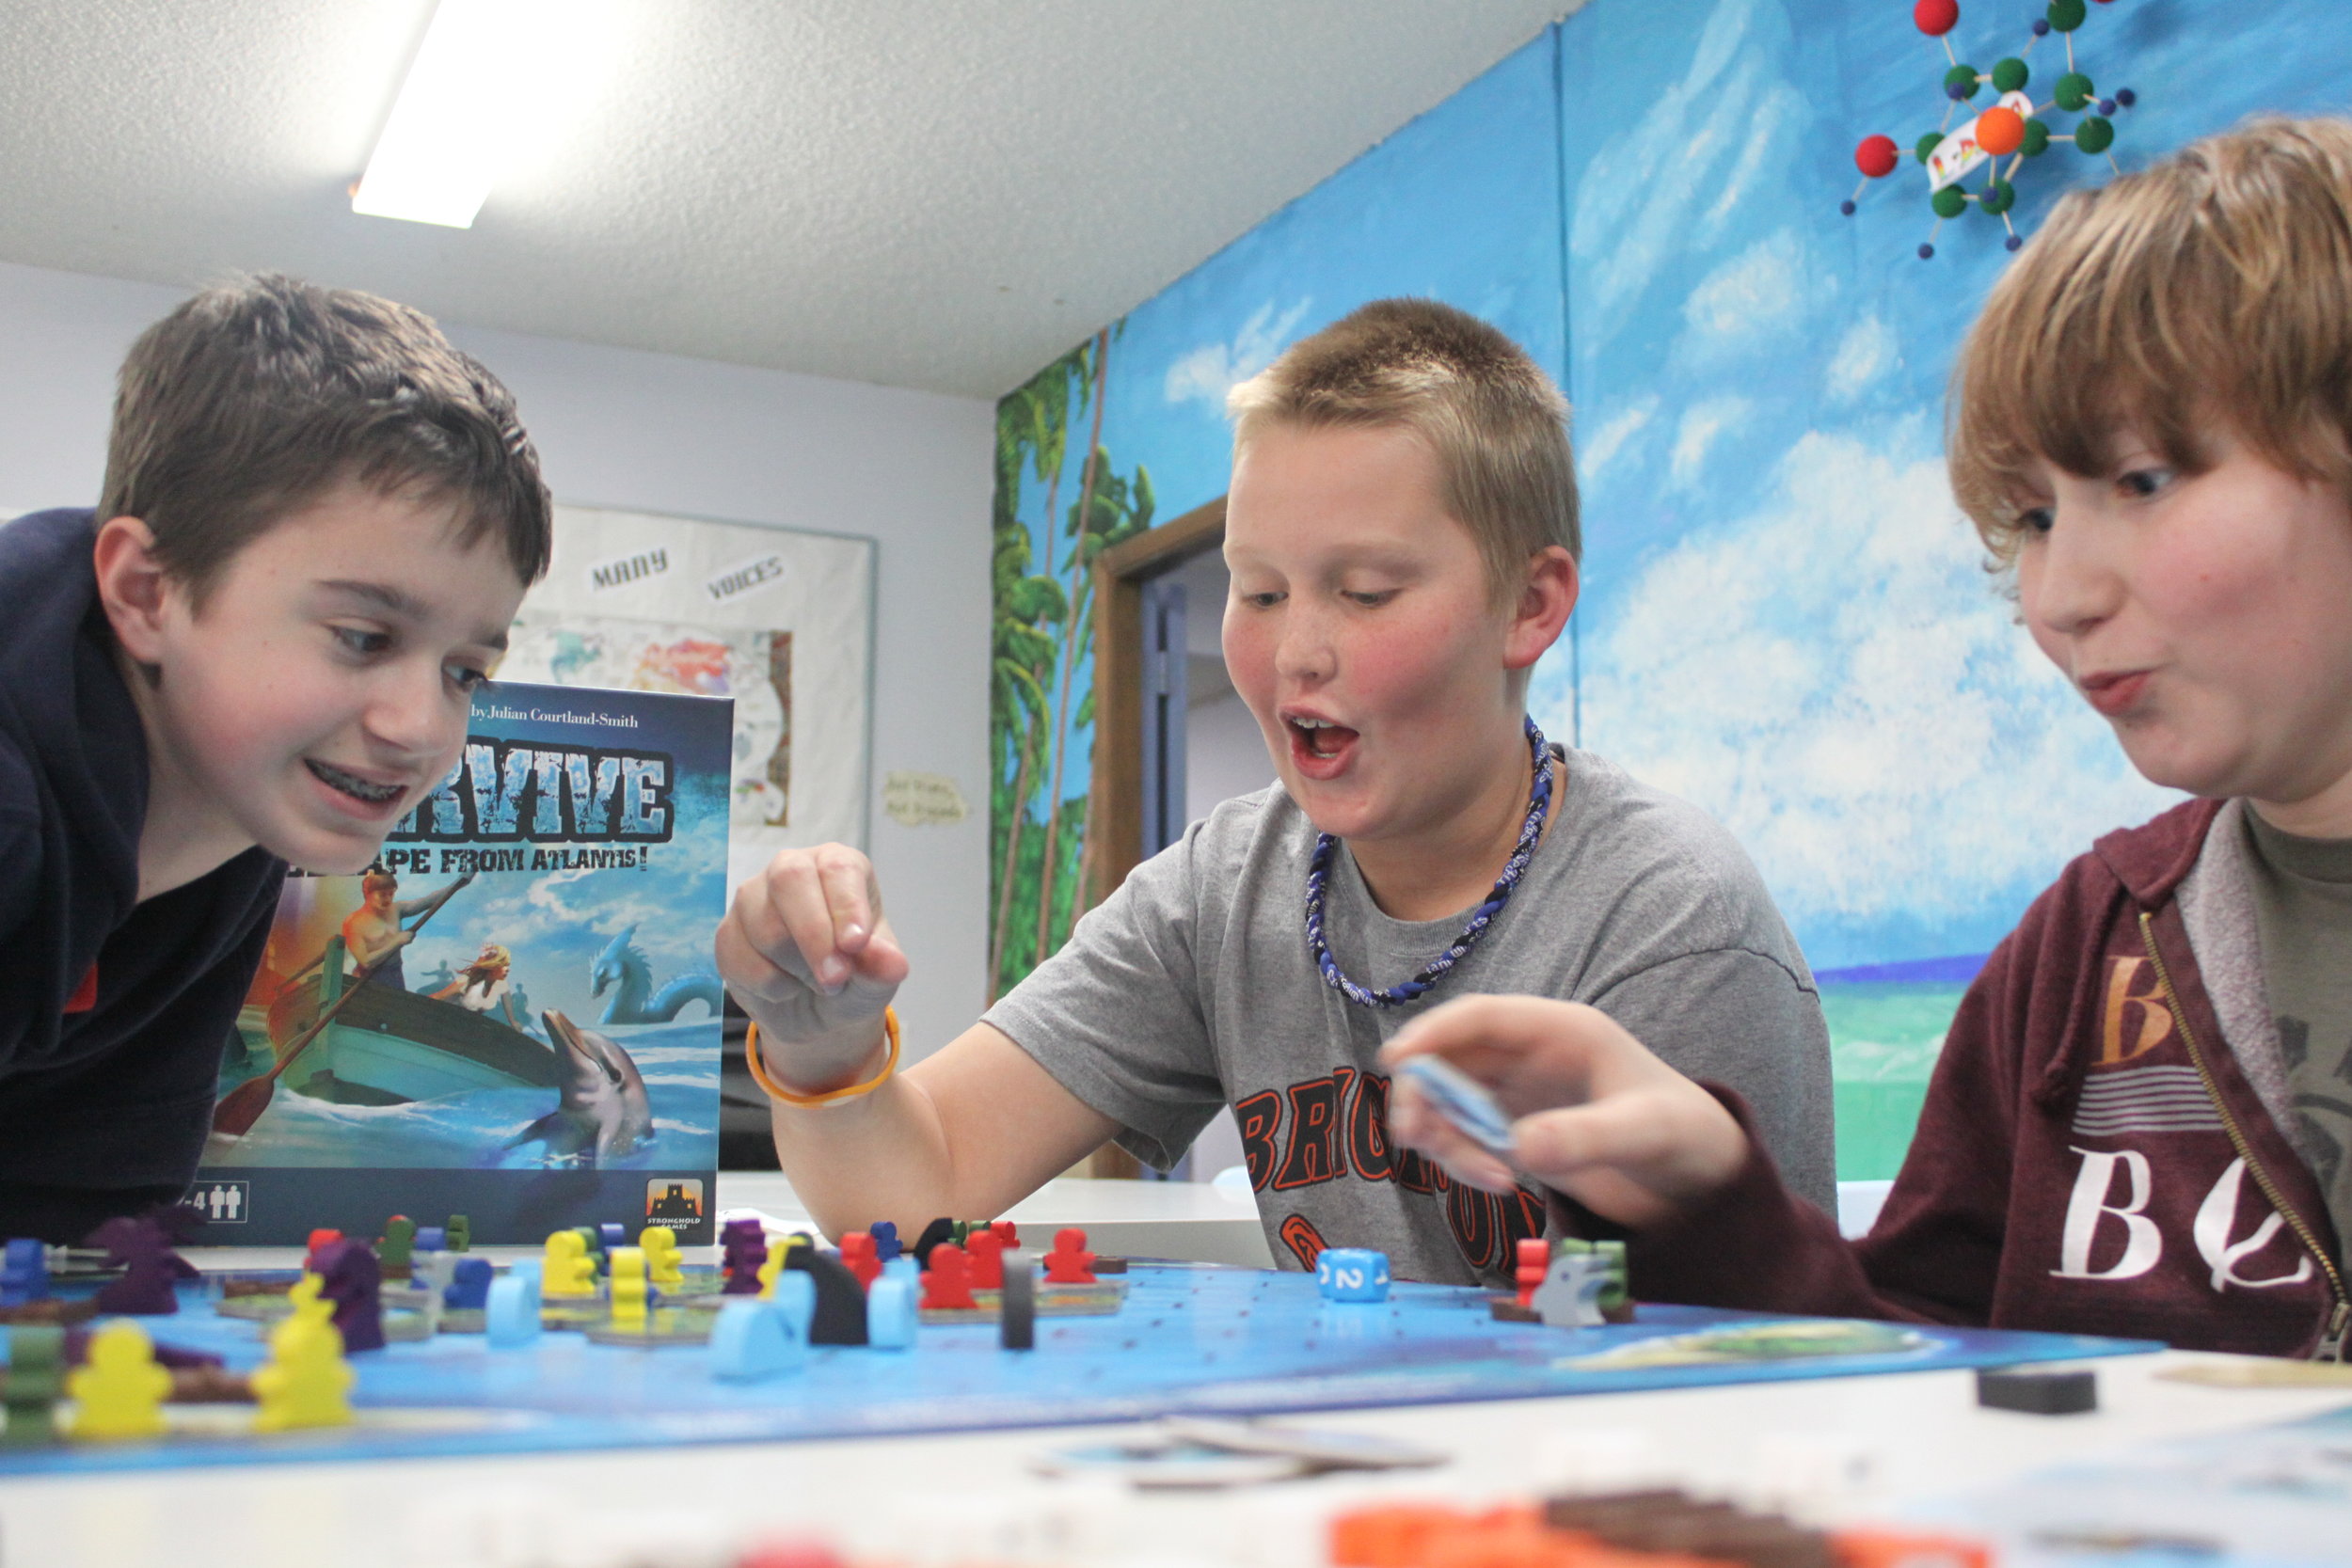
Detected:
left=1382, top=995, right=1750, bottom=1229
left=718, top=844, right=910, bottom=1090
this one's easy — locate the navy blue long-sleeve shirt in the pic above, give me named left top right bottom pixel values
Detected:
left=0, top=510, right=285, bottom=1242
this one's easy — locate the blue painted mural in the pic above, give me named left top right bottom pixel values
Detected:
left=989, top=0, right=2352, bottom=1175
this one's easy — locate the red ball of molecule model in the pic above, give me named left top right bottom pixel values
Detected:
left=1913, top=0, right=1960, bottom=35
left=1854, top=134, right=1900, bottom=178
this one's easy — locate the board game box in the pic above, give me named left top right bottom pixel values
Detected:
left=195, top=681, right=732, bottom=1245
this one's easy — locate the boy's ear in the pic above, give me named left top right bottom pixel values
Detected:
left=92, top=515, right=179, bottom=665
left=1503, top=546, right=1579, bottom=673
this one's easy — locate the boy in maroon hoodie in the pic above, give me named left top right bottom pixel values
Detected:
left=1385, top=116, right=2352, bottom=1359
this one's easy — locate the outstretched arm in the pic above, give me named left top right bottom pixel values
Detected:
left=1382, top=991, right=2002, bottom=1326
left=719, top=844, right=1118, bottom=1238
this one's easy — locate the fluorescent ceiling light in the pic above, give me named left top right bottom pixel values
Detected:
left=352, top=0, right=573, bottom=229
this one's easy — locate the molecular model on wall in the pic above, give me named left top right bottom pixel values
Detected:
left=1844, top=0, right=2137, bottom=259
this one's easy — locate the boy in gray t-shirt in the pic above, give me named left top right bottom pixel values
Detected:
left=989, top=757, right=1832, bottom=1285
left=715, top=301, right=1836, bottom=1286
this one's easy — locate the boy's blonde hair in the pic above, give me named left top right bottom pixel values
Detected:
left=1227, top=299, right=1578, bottom=600
left=1951, top=117, right=2352, bottom=561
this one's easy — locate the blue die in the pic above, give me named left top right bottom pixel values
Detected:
left=1315, top=1248, right=1391, bottom=1303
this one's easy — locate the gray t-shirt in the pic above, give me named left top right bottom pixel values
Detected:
left=985, top=748, right=1836, bottom=1286
left=2241, top=809, right=2352, bottom=1254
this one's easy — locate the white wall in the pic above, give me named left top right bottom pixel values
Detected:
left=0, top=259, right=995, bottom=1059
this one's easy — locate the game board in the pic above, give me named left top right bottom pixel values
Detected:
left=0, top=1260, right=2154, bottom=1479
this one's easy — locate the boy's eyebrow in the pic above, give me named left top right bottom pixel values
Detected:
left=317, top=579, right=512, bottom=652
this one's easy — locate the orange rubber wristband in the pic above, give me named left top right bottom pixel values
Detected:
left=746, top=1008, right=900, bottom=1107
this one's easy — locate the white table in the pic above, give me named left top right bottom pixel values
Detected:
left=1, top=1348, right=2344, bottom=1567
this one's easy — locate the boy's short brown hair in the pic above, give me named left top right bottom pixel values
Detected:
left=100, top=274, right=552, bottom=597
left=360, top=870, right=398, bottom=896
left=1227, top=299, right=1579, bottom=599
left=1951, top=116, right=2352, bottom=562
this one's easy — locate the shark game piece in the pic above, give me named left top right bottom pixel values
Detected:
left=1396, top=1056, right=1518, bottom=1159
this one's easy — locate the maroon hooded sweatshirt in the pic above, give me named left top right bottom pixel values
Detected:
left=1616, top=799, right=2350, bottom=1359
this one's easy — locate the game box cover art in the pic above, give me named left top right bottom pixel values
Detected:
left=197, top=681, right=731, bottom=1245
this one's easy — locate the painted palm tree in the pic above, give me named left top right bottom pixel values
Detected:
left=989, top=346, right=1089, bottom=995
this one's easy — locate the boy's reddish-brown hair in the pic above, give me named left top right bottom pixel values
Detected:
left=1950, top=116, right=2352, bottom=562
left=1227, top=299, right=1579, bottom=601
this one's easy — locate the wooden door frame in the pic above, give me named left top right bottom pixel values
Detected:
left=1060, top=495, right=1224, bottom=1180
left=1081, top=496, right=1227, bottom=911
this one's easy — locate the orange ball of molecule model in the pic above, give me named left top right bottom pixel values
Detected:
left=1913, top=0, right=1960, bottom=36
left=1976, top=105, right=2026, bottom=157
left=1855, top=135, right=1900, bottom=178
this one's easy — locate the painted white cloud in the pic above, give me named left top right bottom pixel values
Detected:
left=1571, top=0, right=1794, bottom=333
left=1164, top=298, right=1313, bottom=410
left=1581, top=425, right=2178, bottom=942
left=1681, top=229, right=1807, bottom=349
left=1669, top=396, right=1752, bottom=490
left=1824, top=314, right=1898, bottom=405
left=1578, top=397, right=1658, bottom=481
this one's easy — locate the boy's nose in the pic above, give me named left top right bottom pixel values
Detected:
left=1272, top=609, right=1336, bottom=683
left=2028, top=506, right=2125, bottom=639
left=367, top=661, right=457, bottom=754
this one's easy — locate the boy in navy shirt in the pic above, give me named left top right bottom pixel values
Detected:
left=0, top=274, right=549, bottom=1241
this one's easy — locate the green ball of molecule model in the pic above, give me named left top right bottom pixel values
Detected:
left=2021, top=118, right=2053, bottom=157
left=2075, top=115, right=2115, bottom=155
left=2055, top=71, right=2096, bottom=112
left=1915, top=131, right=1947, bottom=165
left=1991, top=57, right=2030, bottom=94
left=1979, top=179, right=2018, bottom=215
left=1931, top=184, right=1970, bottom=220
left=1944, top=63, right=1981, bottom=100
left=2047, top=0, right=2088, bottom=31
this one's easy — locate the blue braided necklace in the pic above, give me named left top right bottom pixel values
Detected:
left=1304, top=716, right=1553, bottom=1009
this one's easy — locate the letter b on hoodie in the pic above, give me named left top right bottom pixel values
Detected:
left=2054, top=1147, right=2162, bottom=1279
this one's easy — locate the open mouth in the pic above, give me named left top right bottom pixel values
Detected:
left=1286, top=717, right=1360, bottom=767
left=306, top=758, right=406, bottom=807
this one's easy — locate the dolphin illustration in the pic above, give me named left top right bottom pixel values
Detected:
left=507, top=1009, right=656, bottom=1166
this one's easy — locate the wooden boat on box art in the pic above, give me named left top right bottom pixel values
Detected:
left=238, top=936, right=564, bottom=1106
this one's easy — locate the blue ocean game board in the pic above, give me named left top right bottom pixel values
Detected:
left=0, top=1260, right=2157, bottom=1478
